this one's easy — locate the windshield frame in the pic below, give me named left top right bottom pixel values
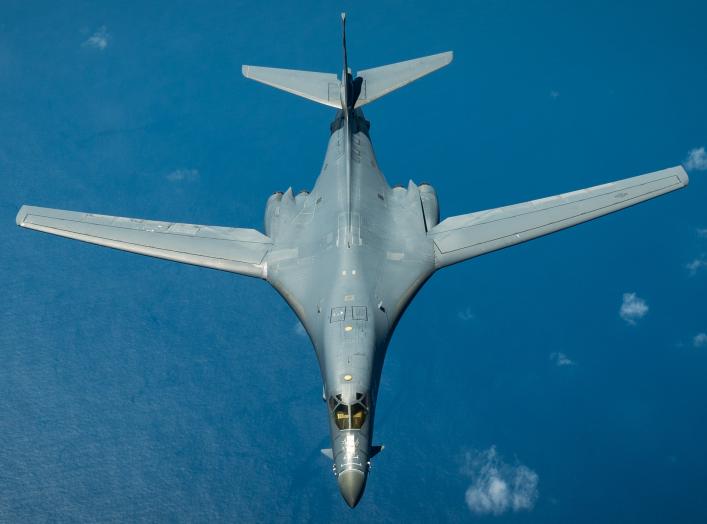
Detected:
left=329, top=393, right=368, bottom=430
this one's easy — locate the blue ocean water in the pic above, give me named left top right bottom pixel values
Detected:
left=1, top=1, right=706, bottom=521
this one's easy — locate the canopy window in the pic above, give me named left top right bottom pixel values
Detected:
left=329, top=393, right=368, bottom=430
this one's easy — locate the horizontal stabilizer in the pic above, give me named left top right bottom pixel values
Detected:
left=355, top=51, right=453, bottom=107
left=320, top=446, right=383, bottom=460
left=242, top=65, right=341, bottom=108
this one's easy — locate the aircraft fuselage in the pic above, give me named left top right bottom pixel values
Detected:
left=265, top=109, right=435, bottom=506
left=15, top=11, right=690, bottom=513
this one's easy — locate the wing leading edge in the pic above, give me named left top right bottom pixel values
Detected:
left=16, top=205, right=272, bottom=278
left=428, top=166, right=688, bottom=269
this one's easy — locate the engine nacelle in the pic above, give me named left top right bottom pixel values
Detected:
left=264, top=191, right=283, bottom=238
left=418, top=182, right=439, bottom=230
left=295, top=189, right=309, bottom=207
left=265, top=188, right=310, bottom=238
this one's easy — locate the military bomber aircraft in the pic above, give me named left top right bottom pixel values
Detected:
left=16, top=14, right=689, bottom=508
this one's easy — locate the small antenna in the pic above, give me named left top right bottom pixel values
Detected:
left=341, top=12, right=348, bottom=77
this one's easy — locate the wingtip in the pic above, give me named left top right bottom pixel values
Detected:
left=241, top=65, right=249, bottom=78
left=16, top=205, right=28, bottom=227
left=676, top=165, right=690, bottom=187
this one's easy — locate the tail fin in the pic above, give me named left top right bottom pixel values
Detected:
left=242, top=15, right=452, bottom=109
left=340, top=12, right=351, bottom=113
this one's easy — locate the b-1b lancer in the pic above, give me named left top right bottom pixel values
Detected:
left=16, top=13, right=688, bottom=508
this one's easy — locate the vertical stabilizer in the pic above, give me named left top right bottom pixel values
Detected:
left=340, top=12, right=353, bottom=247
left=340, top=12, right=353, bottom=114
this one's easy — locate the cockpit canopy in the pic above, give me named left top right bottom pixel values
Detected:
left=328, top=393, right=368, bottom=430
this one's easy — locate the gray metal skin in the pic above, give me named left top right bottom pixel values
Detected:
left=265, top=107, right=432, bottom=507
left=15, top=14, right=689, bottom=510
left=263, top=16, right=438, bottom=508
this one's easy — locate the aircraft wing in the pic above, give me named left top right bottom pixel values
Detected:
left=428, top=166, right=688, bottom=269
left=16, top=205, right=272, bottom=278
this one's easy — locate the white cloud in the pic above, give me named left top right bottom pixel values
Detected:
left=685, top=147, right=707, bottom=171
left=457, top=307, right=475, bottom=321
left=294, top=321, right=307, bottom=337
left=166, top=168, right=199, bottom=182
left=686, top=256, right=707, bottom=277
left=550, top=351, right=575, bottom=367
left=694, top=333, right=707, bottom=348
left=619, top=292, right=649, bottom=325
left=83, top=26, right=109, bottom=50
left=462, top=446, right=539, bottom=516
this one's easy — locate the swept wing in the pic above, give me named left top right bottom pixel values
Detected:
left=428, top=166, right=688, bottom=269
left=16, top=205, right=271, bottom=278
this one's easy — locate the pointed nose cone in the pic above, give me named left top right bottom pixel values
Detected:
left=338, top=469, right=366, bottom=508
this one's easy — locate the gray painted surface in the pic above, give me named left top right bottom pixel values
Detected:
left=15, top=14, right=689, bottom=508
